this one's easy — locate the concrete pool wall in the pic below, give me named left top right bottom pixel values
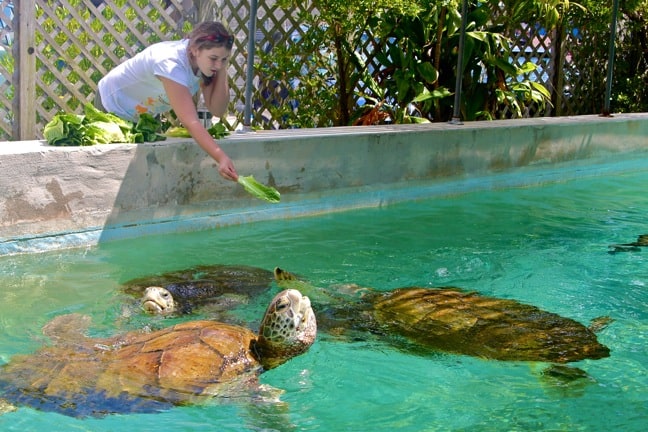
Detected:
left=1, top=114, right=648, bottom=255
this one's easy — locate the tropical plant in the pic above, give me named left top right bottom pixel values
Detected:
left=256, top=0, right=422, bottom=127
left=259, top=0, right=562, bottom=126
left=565, top=0, right=648, bottom=114
left=350, top=1, right=557, bottom=122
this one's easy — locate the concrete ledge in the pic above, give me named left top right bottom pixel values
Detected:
left=1, top=114, right=647, bottom=254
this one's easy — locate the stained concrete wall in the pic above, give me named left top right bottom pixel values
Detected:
left=1, top=114, right=648, bottom=254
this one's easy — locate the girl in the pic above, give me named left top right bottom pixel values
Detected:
left=96, top=21, right=238, bottom=181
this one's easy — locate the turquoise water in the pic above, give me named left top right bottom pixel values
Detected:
left=1, top=160, right=647, bottom=431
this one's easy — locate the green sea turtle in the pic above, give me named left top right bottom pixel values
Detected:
left=121, top=264, right=274, bottom=316
left=0, top=289, right=316, bottom=418
left=274, top=268, right=610, bottom=364
left=608, top=234, right=648, bottom=253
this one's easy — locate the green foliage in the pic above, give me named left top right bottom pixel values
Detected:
left=44, top=103, right=167, bottom=146
left=552, top=0, right=648, bottom=114
left=43, top=112, right=86, bottom=145
left=256, top=19, right=339, bottom=128
left=596, top=0, right=647, bottom=113
left=132, top=113, right=167, bottom=142
left=259, top=0, right=423, bottom=127
left=165, top=123, right=230, bottom=139
left=487, top=0, right=585, bottom=32
left=259, top=0, right=560, bottom=126
left=0, top=50, right=14, bottom=105
left=256, top=0, right=648, bottom=124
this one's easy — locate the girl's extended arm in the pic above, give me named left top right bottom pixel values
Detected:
left=160, top=76, right=238, bottom=181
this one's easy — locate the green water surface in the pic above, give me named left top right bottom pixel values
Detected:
left=0, top=161, right=647, bottom=431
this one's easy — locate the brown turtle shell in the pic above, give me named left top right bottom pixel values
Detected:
left=1, top=288, right=316, bottom=418
left=369, top=288, right=610, bottom=363
left=274, top=268, right=610, bottom=364
left=0, top=320, right=262, bottom=417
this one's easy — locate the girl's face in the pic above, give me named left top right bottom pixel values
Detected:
left=191, top=46, right=231, bottom=77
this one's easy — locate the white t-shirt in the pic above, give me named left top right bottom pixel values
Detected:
left=98, top=40, right=201, bottom=121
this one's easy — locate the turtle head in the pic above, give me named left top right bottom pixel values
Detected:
left=255, top=289, right=317, bottom=369
left=141, top=286, right=176, bottom=315
left=273, top=267, right=299, bottom=282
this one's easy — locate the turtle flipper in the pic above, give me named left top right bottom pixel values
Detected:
left=42, top=313, right=92, bottom=345
left=588, top=316, right=614, bottom=333
left=0, top=398, right=17, bottom=415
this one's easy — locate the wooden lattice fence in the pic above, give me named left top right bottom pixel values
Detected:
left=0, top=0, right=13, bottom=137
left=0, top=0, right=314, bottom=140
left=0, top=0, right=616, bottom=141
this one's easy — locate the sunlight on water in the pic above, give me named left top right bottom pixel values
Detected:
left=0, top=160, right=647, bottom=431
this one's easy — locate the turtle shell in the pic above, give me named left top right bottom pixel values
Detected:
left=122, top=264, right=274, bottom=314
left=0, top=320, right=262, bottom=417
left=0, top=288, right=316, bottom=418
left=274, top=268, right=610, bottom=363
left=370, top=287, right=610, bottom=363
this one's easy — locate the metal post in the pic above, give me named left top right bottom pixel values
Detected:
left=449, top=0, right=468, bottom=125
left=242, top=0, right=258, bottom=131
left=602, top=0, right=620, bottom=116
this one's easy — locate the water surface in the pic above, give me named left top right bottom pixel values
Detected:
left=0, top=160, right=647, bottom=431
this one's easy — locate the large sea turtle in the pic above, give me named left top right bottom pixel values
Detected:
left=273, top=268, right=610, bottom=364
left=0, top=289, right=316, bottom=418
left=121, top=264, right=274, bottom=315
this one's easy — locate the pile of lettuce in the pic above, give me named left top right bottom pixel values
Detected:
left=44, top=103, right=166, bottom=146
left=165, top=122, right=230, bottom=139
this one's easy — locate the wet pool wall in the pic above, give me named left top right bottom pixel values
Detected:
left=1, top=114, right=647, bottom=254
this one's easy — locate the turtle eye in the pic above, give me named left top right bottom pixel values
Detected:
left=275, top=298, right=289, bottom=311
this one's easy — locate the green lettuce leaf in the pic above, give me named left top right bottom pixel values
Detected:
left=44, top=113, right=85, bottom=146
left=45, top=104, right=172, bottom=146
left=43, top=116, right=66, bottom=143
left=207, top=122, right=230, bottom=139
left=165, top=126, right=192, bottom=138
left=164, top=123, right=230, bottom=139
left=134, top=113, right=166, bottom=142
left=84, top=121, right=128, bottom=145
left=84, top=102, right=133, bottom=135
left=237, top=175, right=280, bottom=203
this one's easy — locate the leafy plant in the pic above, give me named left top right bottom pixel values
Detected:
left=44, top=103, right=167, bottom=146
left=260, top=0, right=559, bottom=125
left=564, top=0, right=648, bottom=114
left=257, top=0, right=422, bottom=127
left=165, top=123, right=230, bottom=139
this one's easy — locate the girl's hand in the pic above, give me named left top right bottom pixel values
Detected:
left=216, top=153, right=238, bottom=182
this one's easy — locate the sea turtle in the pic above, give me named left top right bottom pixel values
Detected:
left=274, top=268, right=610, bottom=364
left=121, top=264, right=274, bottom=315
left=0, top=289, right=316, bottom=418
left=608, top=234, right=648, bottom=253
